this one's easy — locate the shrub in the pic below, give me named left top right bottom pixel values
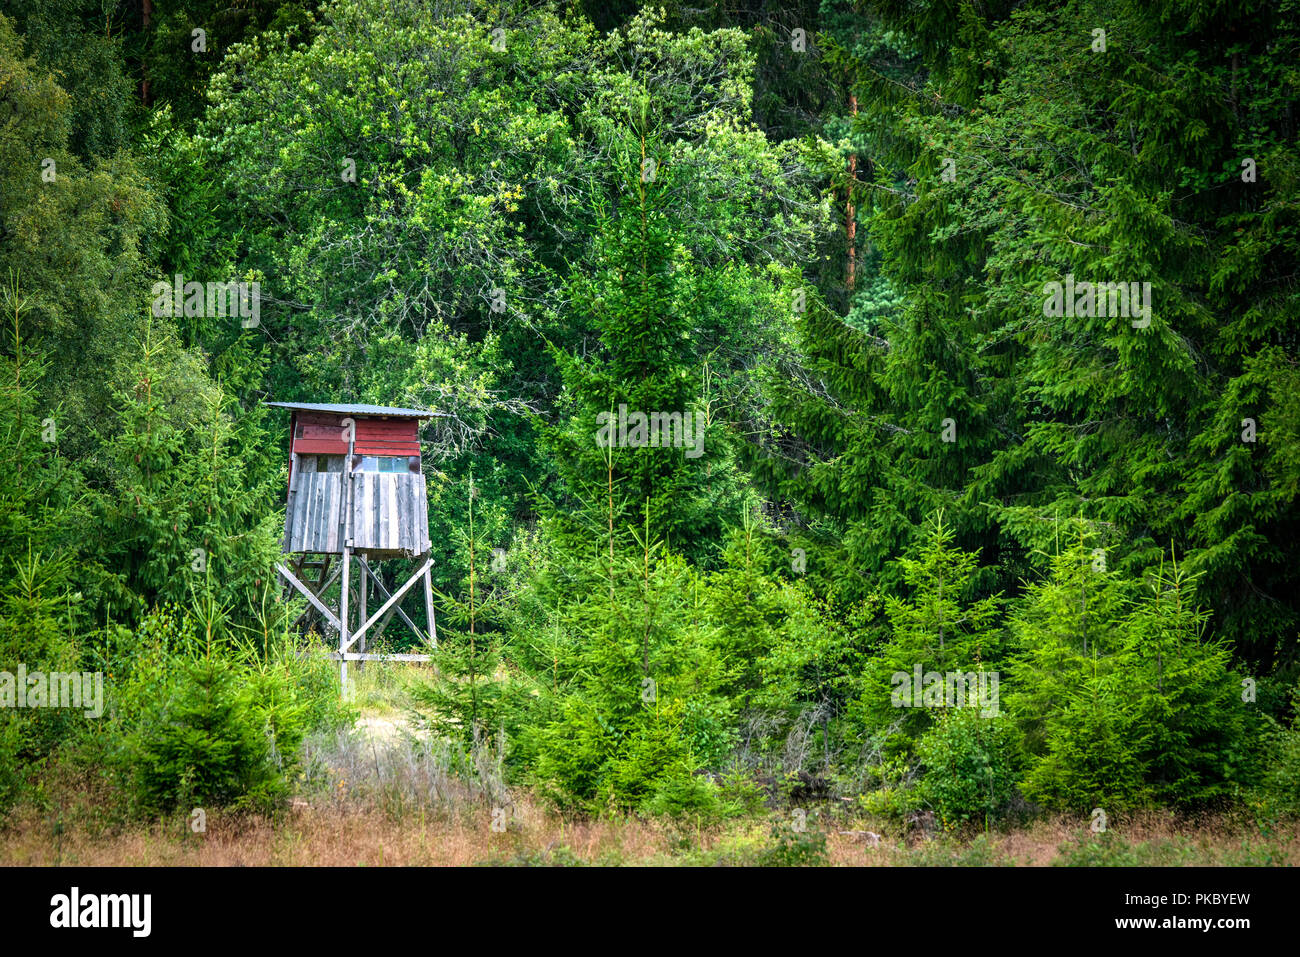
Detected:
left=132, top=655, right=303, bottom=812
left=0, top=550, right=81, bottom=819
left=272, top=642, right=354, bottom=736
left=641, top=768, right=724, bottom=823
left=1251, top=681, right=1300, bottom=820
left=1012, top=551, right=1254, bottom=811
left=757, top=823, right=828, bottom=867
left=915, top=706, right=1021, bottom=830
left=716, top=769, right=768, bottom=816
left=1020, top=680, right=1150, bottom=812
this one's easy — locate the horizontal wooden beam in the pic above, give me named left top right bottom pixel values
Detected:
left=327, top=653, right=433, bottom=662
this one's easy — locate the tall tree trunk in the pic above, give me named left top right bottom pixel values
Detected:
left=846, top=93, right=858, bottom=292
left=140, top=0, right=152, bottom=106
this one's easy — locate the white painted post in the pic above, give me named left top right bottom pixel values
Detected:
left=424, top=563, right=437, bottom=649
left=357, top=561, right=367, bottom=671
left=340, top=417, right=357, bottom=696
left=340, top=547, right=350, bottom=696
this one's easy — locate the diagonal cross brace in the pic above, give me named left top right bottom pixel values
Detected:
left=357, top=558, right=425, bottom=643
left=291, top=560, right=343, bottom=630
left=276, top=563, right=342, bottom=633
left=341, top=558, right=433, bottom=653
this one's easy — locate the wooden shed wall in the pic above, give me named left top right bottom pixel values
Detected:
left=350, top=473, right=430, bottom=553
left=354, top=419, right=420, bottom=457
left=285, top=472, right=346, bottom=553
left=289, top=413, right=420, bottom=458
left=292, top=412, right=349, bottom=455
left=284, top=472, right=430, bottom=556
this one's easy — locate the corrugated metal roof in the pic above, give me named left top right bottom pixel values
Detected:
left=263, top=401, right=446, bottom=419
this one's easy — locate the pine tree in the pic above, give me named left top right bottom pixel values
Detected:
left=543, top=139, right=732, bottom=559
left=412, top=471, right=526, bottom=757
left=135, top=655, right=274, bottom=812
left=1005, top=517, right=1131, bottom=755
left=1018, top=552, right=1252, bottom=810
left=1118, top=558, right=1251, bottom=805
left=530, top=512, right=732, bottom=815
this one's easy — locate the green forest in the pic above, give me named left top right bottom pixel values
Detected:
left=1, top=0, right=1298, bottom=867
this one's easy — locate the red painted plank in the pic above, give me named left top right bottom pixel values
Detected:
left=294, top=438, right=349, bottom=454
left=356, top=432, right=416, bottom=443
left=290, top=412, right=418, bottom=459
left=356, top=418, right=416, bottom=428
left=355, top=447, right=420, bottom=456
left=300, top=424, right=350, bottom=440
left=295, top=412, right=346, bottom=427
left=356, top=424, right=417, bottom=438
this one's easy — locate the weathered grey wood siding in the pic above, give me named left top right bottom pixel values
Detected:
left=350, top=472, right=430, bottom=555
left=285, top=472, right=345, bottom=553
left=283, top=471, right=429, bottom=557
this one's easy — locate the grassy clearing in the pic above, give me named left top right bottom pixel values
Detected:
left=4, top=803, right=1295, bottom=867
left=6, top=713, right=1295, bottom=866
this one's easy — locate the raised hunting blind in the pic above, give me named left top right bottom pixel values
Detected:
left=266, top=401, right=446, bottom=692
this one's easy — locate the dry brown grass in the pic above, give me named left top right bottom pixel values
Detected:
left=8, top=713, right=1295, bottom=867
left=0, top=798, right=689, bottom=866
left=823, top=810, right=1300, bottom=867
left=4, top=801, right=1295, bottom=867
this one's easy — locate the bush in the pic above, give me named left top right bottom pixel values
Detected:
left=0, top=550, right=82, bottom=819
left=757, top=823, right=828, bottom=867
left=1012, top=554, right=1254, bottom=811
left=915, top=706, right=1021, bottom=830
left=272, top=642, right=354, bottom=736
left=716, top=769, right=768, bottom=816
left=1020, top=680, right=1150, bottom=812
left=641, top=769, right=724, bottom=823
left=132, top=655, right=305, bottom=812
left=1250, top=681, right=1300, bottom=820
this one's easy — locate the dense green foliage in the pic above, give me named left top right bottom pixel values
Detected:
left=0, top=0, right=1296, bottom=832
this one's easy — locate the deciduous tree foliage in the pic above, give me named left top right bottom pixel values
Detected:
left=1, top=0, right=1296, bottom=824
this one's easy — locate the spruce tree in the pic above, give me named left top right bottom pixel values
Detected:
left=855, top=512, right=1004, bottom=747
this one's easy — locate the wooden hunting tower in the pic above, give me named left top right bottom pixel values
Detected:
left=266, top=401, right=445, bottom=691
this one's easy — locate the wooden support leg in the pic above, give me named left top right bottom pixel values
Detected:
left=357, top=561, right=367, bottom=672
left=340, top=547, right=351, bottom=697
left=285, top=555, right=303, bottom=603
left=424, top=563, right=437, bottom=649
